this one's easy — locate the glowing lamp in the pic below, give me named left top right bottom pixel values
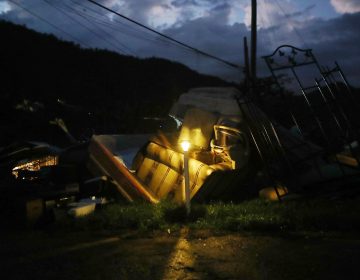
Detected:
left=180, top=140, right=191, bottom=152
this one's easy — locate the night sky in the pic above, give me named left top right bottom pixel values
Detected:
left=1, top=0, right=359, bottom=85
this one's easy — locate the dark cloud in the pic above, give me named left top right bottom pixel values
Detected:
left=167, top=10, right=360, bottom=85
left=210, top=2, right=231, bottom=12
left=171, top=0, right=199, bottom=8
left=159, top=10, right=360, bottom=85
left=285, top=4, right=316, bottom=18
left=294, top=12, right=360, bottom=85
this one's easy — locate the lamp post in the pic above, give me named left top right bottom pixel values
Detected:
left=180, top=140, right=191, bottom=216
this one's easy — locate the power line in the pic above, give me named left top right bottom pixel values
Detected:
left=7, top=0, right=91, bottom=48
left=63, top=1, right=136, bottom=55
left=69, top=0, right=209, bottom=65
left=273, top=0, right=310, bottom=49
left=67, top=0, right=195, bottom=61
left=70, top=8, right=220, bottom=69
left=87, top=0, right=242, bottom=70
left=42, top=0, right=132, bottom=55
left=56, top=0, right=135, bottom=55
left=70, top=0, right=194, bottom=53
left=67, top=0, right=239, bottom=72
left=70, top=0, right=155, bottom=38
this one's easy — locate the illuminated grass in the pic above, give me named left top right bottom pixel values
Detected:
left=197, top=199, right=360, bottom=232
left=57, top=198, right=360, bottom=233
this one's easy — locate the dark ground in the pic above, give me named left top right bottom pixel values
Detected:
left=1, top=228, right=360, bottom=280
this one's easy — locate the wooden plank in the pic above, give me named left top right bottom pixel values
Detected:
left=88, top=137, right=159, bottom=203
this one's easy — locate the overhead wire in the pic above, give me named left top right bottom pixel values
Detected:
left=7, top=0, right=91, bottom=48
left=69, top=0, right=156, bottom=38
left=42, top=0, right=132, bottom=55
left=86, top=0, right=242, bottom=71
left=58, top=0, right=135, bottom=55
left=67, top=0, right=176, bottom=50
left=68, top=0, right=203, bottom=64
left=71, top=0, right=214, bottom=58
left=272, top=0, right=310, bottom=49
left=71, top=0, right=239, bottom=72
left=7, top=0, right=242, bottom=75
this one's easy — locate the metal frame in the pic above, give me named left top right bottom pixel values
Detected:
left=237, top=44, right=360, bottom=193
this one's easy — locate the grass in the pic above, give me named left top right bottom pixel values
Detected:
left=195, top=198, right=360, bottom=232
left=55, top=198, right=360, bottom=233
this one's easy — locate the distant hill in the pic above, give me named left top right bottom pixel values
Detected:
left=0, top=20, right=232, bottom=146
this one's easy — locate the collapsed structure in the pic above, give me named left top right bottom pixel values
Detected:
left=2, top=45, right=360, bottom=223
left=86, top=45, right=360, bottom=204
left=88, top=87, right=259, bottom=203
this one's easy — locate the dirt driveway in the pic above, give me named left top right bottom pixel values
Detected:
left=1, top=228, right=359, bottom=280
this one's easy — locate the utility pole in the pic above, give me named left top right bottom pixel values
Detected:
left=250, top=0, right=257, bottom=83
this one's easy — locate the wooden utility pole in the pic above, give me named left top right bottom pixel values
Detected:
left=250, top=0, right=257, bottom=83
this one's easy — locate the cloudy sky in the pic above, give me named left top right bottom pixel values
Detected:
left=1, top=0, right=359, bottom=86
